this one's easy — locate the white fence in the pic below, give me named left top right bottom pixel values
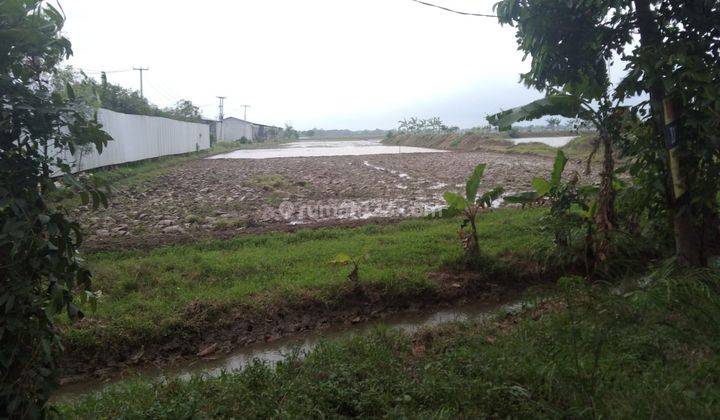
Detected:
left=62, top=108, right=211, bottom=173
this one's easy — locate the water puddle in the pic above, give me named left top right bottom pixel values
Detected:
left=510, top=136, right=577, bottom=147
left=209, top=139, right=446, bottom=159
left=55, top=298, right=525, bottom=402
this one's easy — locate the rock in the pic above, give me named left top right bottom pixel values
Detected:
left=162, top=225, right=185, bottom=234
left=157, top=219, right=174, bottom=227
left=95, top=229, right=110, bottom=236
left=196, top=343, right=217, bottom=357
left=59, top=375, right=86, bottom=386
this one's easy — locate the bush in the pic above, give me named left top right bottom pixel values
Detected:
left=0, top=2, right=110, bottom=416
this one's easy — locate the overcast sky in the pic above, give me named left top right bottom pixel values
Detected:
left=60, top=0, right=546, bottom=130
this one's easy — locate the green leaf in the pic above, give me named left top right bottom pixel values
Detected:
left=443, top=192, right=468, bottom=210
left=65, top=81, right=75, bottom=100
left=426, top=206, right=461, bottom=219
left=478, top=186, right=504, bottom=208
left=532, top=178, right=552, bottom=196
left=486, top=94, right=595, bottom=131
left=551, top=150, right=568, bottom=186
left=504, top=191, right=540, bottom=205
left=465, top=164, right=486, bottom=203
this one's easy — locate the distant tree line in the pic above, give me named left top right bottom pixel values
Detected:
left=397, top=117, right=458, bottom=133
left=299, top=128, right=389, bottom=139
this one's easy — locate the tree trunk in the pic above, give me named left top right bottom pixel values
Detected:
left=594, top=129, right=615, bottom=263
left=633, top=0, right=702, bottom=266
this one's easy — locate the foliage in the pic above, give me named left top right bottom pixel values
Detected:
left=506, top=151, right=597, bottom=268
left=281, top=123, right=300, bottom=140
left=431, top=164, right=504, bottom=259
left=330, top=251, right=369, bottom=283
left=53, top=66, right=204, bottom=122
left=0, top=1, right=111, bottom=416
left=546, top=117, right=560, bottom=128
left=487, top=94, right=594, bottom=132
left=494, top=0, right=720, bottom=266
left=397, top=116, right=456, bottom=133
left=162, top=99, right=203, bottom=122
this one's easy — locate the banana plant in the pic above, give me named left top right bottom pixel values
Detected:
left=504, top=149, right=569, bottom=207
left=430, top=164, right=503, bottom=257
left=487, top=91, right=630, bottom=260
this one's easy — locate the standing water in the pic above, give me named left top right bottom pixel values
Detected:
left=208, top=139, right=445, bottom=159
left=55, top=298, right=526, bottom=402
left=510, top=136, right=577, bottom=147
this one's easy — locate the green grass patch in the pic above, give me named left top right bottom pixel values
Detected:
left=510, top=142, right=559, bottom=156
left=63, top=209, right=550, bottom=356
left=60, top=268, right=720, bottom=418
left=84, top=140, right=291, bottom=191
left=85, top=142, right=237, bottom=189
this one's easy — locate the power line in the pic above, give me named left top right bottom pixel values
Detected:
left=409, top=0, right=497, bottom=18
left=79, top=68, right=134, bottom=74
left=146, top=83, right=175, bottom=104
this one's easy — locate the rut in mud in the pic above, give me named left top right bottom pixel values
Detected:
left=76, top=149, right=597, bottom=250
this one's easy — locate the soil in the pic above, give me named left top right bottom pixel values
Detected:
left=75, top=150, right=598, bottom=251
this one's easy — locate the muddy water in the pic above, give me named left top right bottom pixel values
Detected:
left=511, top=136, right=576, bottom=147
left=56, top=298, right=525, bottom=402
left=208, top=139, right=446, bottom=159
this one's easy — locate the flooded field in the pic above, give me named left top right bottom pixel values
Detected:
left=209, top=139, right=445, bottom=159
left=76, top=141, right=597, bottom=250
left=510, top=136, right=577, bottom=147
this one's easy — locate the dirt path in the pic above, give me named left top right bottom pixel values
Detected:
left=76, top=150, right=597, bottom=251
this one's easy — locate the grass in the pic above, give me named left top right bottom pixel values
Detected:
left=60, top=267, right=720, bottom=418
left=84, top=140, right=290, bottom=191
left=84, top=141, right=237, bottom=189
left=384, top=132, right=598, bottom=160
left=63, top=208, right=551, bottom=359
left=247, top=173, right=291, bottom=191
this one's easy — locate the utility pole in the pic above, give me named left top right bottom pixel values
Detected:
left=133, top=67, right=149, bottom=98
left=217, top=96, right=226, bottom=142
left=240, top=104, right=251, bottom=121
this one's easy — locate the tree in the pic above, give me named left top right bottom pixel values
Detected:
left=282, top=123, right=299, bottom=140
left=1, top=1, right=111, bottom=415
left=163, top=99, right=203, bottom=122
left=54, top=66, right=206, bottom=123
left=546, top=117, right=561, bottom=129
left=487, top=92, right=628, bottom=263
left=494, top=0, right=720, bottom=266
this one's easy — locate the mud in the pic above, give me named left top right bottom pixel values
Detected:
left=76, top=149, right=598, bottom=251
left=56, top=296, right=529, bottom=401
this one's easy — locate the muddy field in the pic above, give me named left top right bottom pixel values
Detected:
left=76, top=149, right=598, bottom=250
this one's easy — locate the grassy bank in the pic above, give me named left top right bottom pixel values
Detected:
left=61, top=268, right=720, bottom=418
left=384, top=132, right=597, bottom=159
left=62, top=209, right=551, bottom=367
left=86, top=140, right=288, bottom=190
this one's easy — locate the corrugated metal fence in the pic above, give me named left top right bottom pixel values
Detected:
left=60, top=108, right=211, bottom=173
